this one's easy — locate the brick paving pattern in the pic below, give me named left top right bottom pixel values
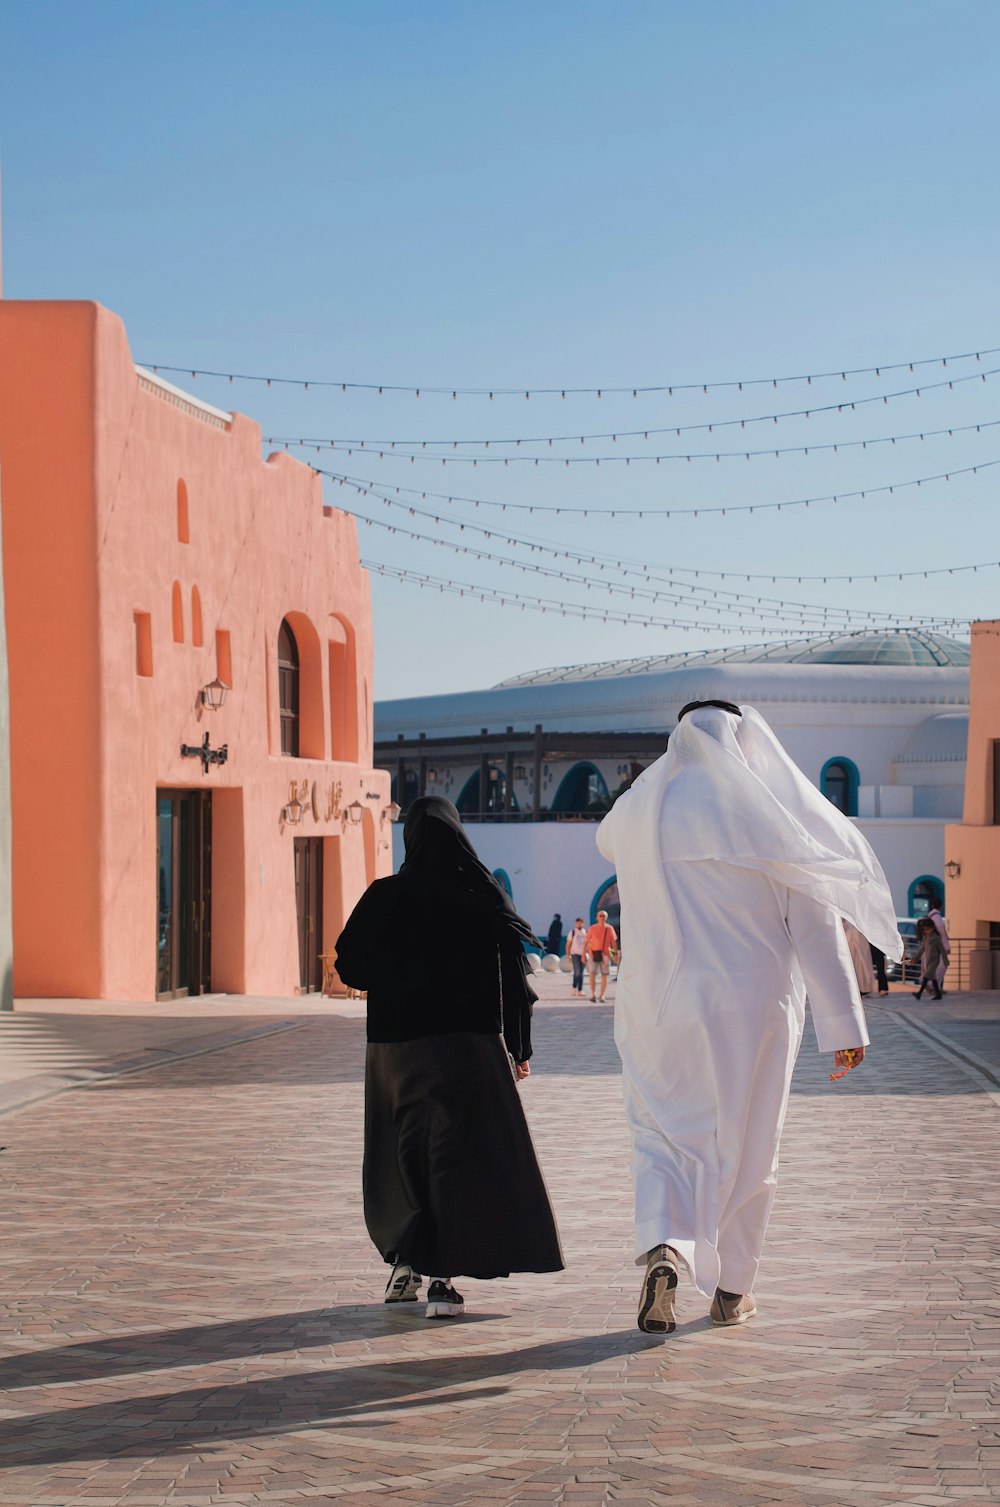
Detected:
left=1, top=974, right=998, bottom=1506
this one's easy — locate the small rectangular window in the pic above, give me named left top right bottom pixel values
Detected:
left=134, top=612, right=153, bottom=677
left=216, top=628, right=232, bottom=689
left=993, top=741, right=1000, bottom=824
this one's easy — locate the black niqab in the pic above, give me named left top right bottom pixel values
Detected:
left=399, top=796, right=538, bottom=949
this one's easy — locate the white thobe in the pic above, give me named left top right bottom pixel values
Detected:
left=612, top=857, right=868, bottom=1297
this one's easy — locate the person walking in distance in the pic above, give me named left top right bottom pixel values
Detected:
left=334, top=796, right=563, bottom=1319
left=596, top=700, right=901, bottom=1334
left=927, top=901, right=951, bottom=992
left=566, top=916, right=587, bottom=996
left=913, top=916, right=944, bottom=1001
left=585, top=909, right=618, bottom=1002
left=546, top=913, right=564, bottom=958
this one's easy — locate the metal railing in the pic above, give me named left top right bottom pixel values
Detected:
left=455, top=809, right=610, bottom=823
left=894, top=937, right=1000, bottom=992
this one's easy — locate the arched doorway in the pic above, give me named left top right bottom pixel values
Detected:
left=551, top=762, right=611, bottom=814
left=456, top=766, right=518, bottom=817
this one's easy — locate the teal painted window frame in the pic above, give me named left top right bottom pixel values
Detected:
left=820, top=755, right=860, bottom=817
left=907, top=874, right=943, bottom=917
left=590, top=875, right=618, bottom=925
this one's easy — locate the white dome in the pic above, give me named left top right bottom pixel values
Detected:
left=896, top=713, right=969, bottom=765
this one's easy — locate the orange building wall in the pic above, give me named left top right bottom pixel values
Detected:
left=943, top=618, right=1000, bottom=950
left=0, top=299, right=389, bottom=1000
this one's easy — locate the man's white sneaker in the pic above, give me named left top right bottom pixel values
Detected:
left=425, top=1280, right=465, bottom=1318
left=384, top=1263, right=421, bottom=1303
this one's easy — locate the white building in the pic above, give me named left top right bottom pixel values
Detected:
left=375, top=629, right=969, bottom=939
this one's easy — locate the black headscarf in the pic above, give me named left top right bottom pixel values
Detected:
left=399, top=796, right=539, bottom=948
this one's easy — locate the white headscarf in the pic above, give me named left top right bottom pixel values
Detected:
left=600, top=704, right=902, bottom=961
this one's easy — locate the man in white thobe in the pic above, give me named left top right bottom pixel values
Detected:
left=597, top=700, right=902, bottom=1334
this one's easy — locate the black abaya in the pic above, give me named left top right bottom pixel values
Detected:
left=334, top=796, right=563, bottom=1279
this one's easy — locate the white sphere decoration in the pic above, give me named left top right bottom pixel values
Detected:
left=541, top=953, right=560, bottom=972
left=559, top=955, right=573, bottom=972
left=526, top=952, right=543, bottom=974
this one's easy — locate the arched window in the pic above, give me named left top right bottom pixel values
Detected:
left=908, top=875, right=943, bottom=918
left=493, top=868, right=513, bottom=899
left=456, top=766, right=519, bottom=816
left=821, top=756, right=859, bottom=817
left=171, top=581, right=184, bottom=643
left=278, top=618, right=300, bottom=756
left=551, top=761, right=611, bottom=814
left=177, top=479, right=190, bottom=543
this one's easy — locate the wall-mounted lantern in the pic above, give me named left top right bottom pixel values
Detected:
left=427, top=768, right=437, bottom=784
left=347, top=799, right=364, bottom=825
left=201, top=677, right=230, bottom=711
left=284, top=779, right=309, bottom=826
left=383, top=800, right=402, bottom=824
left=945, top=859, right=961, bottom=879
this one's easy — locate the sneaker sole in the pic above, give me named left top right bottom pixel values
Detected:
left=384, top=1292, right=419, bottom=1304
left=710, top=1305, right=757, bottom=1327
left=637, top=1262, right=678, bottom=1334
left=425, top=1302, right=464, bottom=1319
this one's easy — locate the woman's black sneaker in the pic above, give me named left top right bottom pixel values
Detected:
left=425, top=1280, right=465, bottom=1318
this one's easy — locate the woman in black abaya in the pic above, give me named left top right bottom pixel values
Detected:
left=334, top=796, right=563, bottom=1318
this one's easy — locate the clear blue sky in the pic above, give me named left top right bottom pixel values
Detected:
left=3, top=1, right=999, bottom=697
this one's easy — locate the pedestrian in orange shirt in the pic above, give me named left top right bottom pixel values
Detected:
left=585, top=910, right=618, bottom=1002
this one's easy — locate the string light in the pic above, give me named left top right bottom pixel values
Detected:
left=362, top=560, right=969, bottom=635
left=349, top=504, right=965, bottom=632
left=331, top=482, right=967, bottom=627
left=266, top=408, right=1000, bottom=464
left=141, top=342, right=998, bottom=400
left=319, top=455, right=1000, bottom=521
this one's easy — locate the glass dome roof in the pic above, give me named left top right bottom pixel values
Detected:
left=495, top=630, right=971, bottom=688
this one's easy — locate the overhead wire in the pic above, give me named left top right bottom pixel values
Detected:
left=261, top=366, right=1000, bottom=460
left=142, top=342, right=998, bottom=399
left=326, top=477, right=967, bottom=627
left=361, top=560, right=969, bottom=634
left=319, top=455, right=1000, bottom=520
left=348, top=504, right=964, bottom=632
left=267, top=414, right=1000, bottom=466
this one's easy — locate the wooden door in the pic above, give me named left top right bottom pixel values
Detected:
left=157, top=791, right=212, bottom=998
left=294, top=837, right=324, bottom=992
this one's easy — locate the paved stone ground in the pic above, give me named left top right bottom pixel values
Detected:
left=1, top=976, right=998, bottom=1507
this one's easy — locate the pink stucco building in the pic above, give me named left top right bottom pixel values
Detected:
left=944, top=618, right=1000, bottom=986
left=0, top=299, right=390, bottom=1000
